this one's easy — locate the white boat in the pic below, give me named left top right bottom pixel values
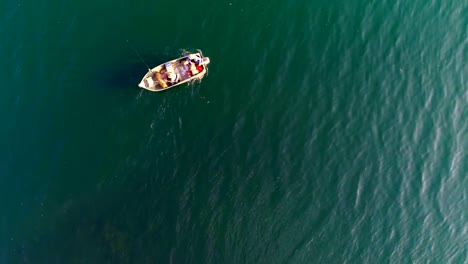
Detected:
left=138, top=53, right=210, bottom=92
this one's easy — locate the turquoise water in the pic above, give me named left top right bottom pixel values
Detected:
left=1, top=0, right=467, bottom=262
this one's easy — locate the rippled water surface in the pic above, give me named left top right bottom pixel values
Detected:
left=0, top=0, right=466, bottom=262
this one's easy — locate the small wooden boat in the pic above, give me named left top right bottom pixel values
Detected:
left=138, top=53, right=210, bottom=92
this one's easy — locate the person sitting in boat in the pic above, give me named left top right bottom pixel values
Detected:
left=167, top=72, right=180, bottom=85
left=190, top=62, right=199, bottom=76
left=192, top=56, right=204, bottom=73
left=190, top=56, right=202, bottom=66
left=182, top=58, right=191, bottom=75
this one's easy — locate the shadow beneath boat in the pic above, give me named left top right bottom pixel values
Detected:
left=92, top=54, right=172, bottom=91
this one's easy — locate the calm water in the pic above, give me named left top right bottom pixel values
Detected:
left=1, top=0, right=467, bottom=262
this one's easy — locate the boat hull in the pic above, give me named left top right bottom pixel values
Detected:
left=138, top=53, right=210, bottom=92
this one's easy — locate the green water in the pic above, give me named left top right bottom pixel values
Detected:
left=1, top=0, right=467, bottom=262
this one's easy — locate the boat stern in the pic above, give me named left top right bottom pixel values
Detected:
left=202, top=57, right=210, bottom=65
